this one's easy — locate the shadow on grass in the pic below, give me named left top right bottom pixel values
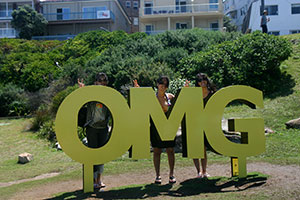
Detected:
left=46, top=173, right=267, bottom=200
left=265, top=73, right=296, bottom=99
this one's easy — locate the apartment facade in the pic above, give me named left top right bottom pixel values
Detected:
left=224, top=0, right=300, bottom=35
left=139, top=0, right=224, bottom=35
left=0, top=0, right=35, bottom=38
left=119, top=0, right=140, bottom=32
left=40, top=0, right=132, bottom=38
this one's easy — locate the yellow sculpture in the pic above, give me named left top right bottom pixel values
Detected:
left=55, top=85, right=265, bottom=193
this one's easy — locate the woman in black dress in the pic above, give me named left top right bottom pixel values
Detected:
left=192, top=73, right=216, bottom=178
left=134, top=76, right=176, bottom=184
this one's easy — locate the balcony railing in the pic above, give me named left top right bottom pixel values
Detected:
left=0, top=10, right=13, bottom=19
left=142, top=3, right=220, bottom=16
left=0, top=28, right=17, bottom=38
left=43, top=10, right=115, bottom=22
left=144, top=28, right=220, bottom=35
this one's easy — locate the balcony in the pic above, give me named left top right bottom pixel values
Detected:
left=0, top=10, right=13, bottom=19
left=0, top=28, right=16, bottom=38
left=43, top=10, right=115, bottom=22
left=141, top=3, right=220, bottom=17
left=144, top=28, right=221, bottom=35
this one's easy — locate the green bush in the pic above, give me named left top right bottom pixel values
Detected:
left=0, top=83, right=29, bottom=116
left=51, top=85, right=79, bottom=114
left=86, top=54, right=175, bottom=91
left=167, top=78, right=192, bottom=95
left=0, top=39, right=63, bottom=92
left=31, top=104, right=51, bottom=131
left=37, top=120, right=56, bottom=143
left=155, top=28, right=241, bottom=53
left=154, top=47, right=189, bottom=71
left=179, top=31, right=292, bottom=94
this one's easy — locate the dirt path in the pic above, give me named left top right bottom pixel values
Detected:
left=9, top=162, right=300, bottom=199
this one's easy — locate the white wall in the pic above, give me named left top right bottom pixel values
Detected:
left=249, top=0, right=300, bottom=35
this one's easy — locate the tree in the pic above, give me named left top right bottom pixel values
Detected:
left=11, top=5, right=48, bottom=40
left=223, top=15, right=238, bottom=32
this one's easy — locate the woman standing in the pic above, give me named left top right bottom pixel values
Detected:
left=134, top=76, right=176, bottom=184
left=192, top=73, right=216, bottom=178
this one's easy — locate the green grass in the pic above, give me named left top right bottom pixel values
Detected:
left=223, top=34, right=300, bottom=165
left=1, top=33, right=300, bottom=199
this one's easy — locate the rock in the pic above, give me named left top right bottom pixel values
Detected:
left=265, top=127, right=274, bottom=135
left=18, top=152, right=33, bottom=164
left=55, top=142, right=62, bottom=150
left=285, top=118, right=300, bottom=129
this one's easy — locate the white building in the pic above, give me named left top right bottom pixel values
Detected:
left=224, top=0, right=300, bottom=35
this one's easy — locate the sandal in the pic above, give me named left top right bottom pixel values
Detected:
left=197, top=172, right=203, bottom=178
left=169, top=176, right=176, bottom=184
left=202, top=172, right=210, bottom=178
left=94, top=182, right=106, bottom=189
left=154, top=177, right=162, bottom=184
left=99, top=182, right=106, bottom=188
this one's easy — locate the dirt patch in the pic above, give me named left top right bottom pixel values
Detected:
left=9, top=162, right=300, bottom=199
left=0, top=173, right=60, bottom=188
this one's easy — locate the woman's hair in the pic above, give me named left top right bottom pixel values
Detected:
left=95, top=72, right=108, bottom=83
left=195, top=73, right=217, bottom=92
left=157, top=76, right=169, bottom=88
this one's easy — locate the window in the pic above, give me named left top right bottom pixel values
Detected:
left=209, top=0, right=218, bottom=11
left=144, top=2, right=153, bottom=15
left=133, top=17, right=138, bottom=25
left=261, top=5, right=278, bottom=15
left=268, top=31, right=280, bottom=36
left=126, top=1, right=131, bottom=8
left=175, top=0, right=187, bottom=13
left=210, top=22, right=219, bottom=31
left=83, top=7, right=106, bottom=19
left=133, top=1, right=138, bottom=9
left=290, top=30, right=300, bottom=34
left=176, top=22, right=187, bottom=29
left=57, top=8, right=70, bottom=20
left=145, top=24, right=154, bottom=34
left=292, top=4, right=300, bottom=14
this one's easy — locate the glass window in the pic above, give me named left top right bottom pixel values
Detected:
left=268, top=31, right=280, bottom=36
left=292, top=4, right=300, bottom=14
left=290, top=30, right=300, bottom=34
left=0, top=3, right=6, bottom=17
left=176, top=23, right=187, bottom=29
left=133, top=17, right=138, bottom=25
left=133, top=1, right=138, bottom=9
left=209, top=0, right=218, bottom=11
left=57, top=8, right=70, bottom=20
left=210, top=22, right=219, bottom=31
left=126, top=1, right=131, bottom=8
left=144, top=2, right=153, bottom=15
left=83, top=7, right=106, bottom=19
left=261, top=5, right=278, bottom=15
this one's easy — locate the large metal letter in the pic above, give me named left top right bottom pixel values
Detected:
left=204, top=85, right=265, bottom=178
left=130, top=87, right=206, bottom=158
left=55, top=86, right=132, bottom=192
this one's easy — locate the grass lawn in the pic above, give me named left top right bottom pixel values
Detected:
left=0, top=34, right=300, bottom=199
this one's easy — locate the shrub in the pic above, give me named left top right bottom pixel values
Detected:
left=179, top=31, right=292, bottom=94
left=31, top=104, right=51, bottom=131
left=155, top=28, right=241, bottom=54
left=0, top=83, right=29, bottom=116
left=37, top=120, right=56, bottom=143
left=86, top=54, right=175, bottom=91
left=167, top=78, right=192, bottom=95
left=51, top=85, right=79, bottom=114
left=154, top=47, right=189, bottom=71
